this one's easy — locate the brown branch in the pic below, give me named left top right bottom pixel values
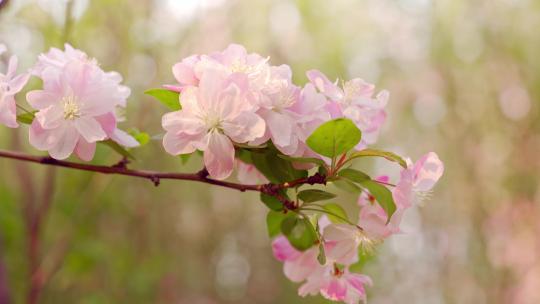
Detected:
left=0, top=149, right=326, bottom=204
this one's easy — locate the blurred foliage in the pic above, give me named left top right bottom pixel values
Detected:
left=0, top=0, right=539, bottom=303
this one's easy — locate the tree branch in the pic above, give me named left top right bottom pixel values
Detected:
left=0, top=149, right=326, bottom=205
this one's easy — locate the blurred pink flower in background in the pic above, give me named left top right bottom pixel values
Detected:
left=485, top=200, right=540, bottom=304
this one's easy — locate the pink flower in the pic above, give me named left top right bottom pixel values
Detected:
left=28, top=44, right=137, bottom=156
left=165, top=54, right=201, bottom=92
left=306, top=69, right=388, bottom=148
left=250, top=65, right=302, bottom=154
left=27, top=59, right=134, bottom=160
left=162, top=70, right=265, bottom=180
left=167, top=44, right=271, bottom=94
left=322, top=223, right=368, bottom=265
left=393, top=152, right=444, bottom=208
left=287, top=83, right=332, bottom=158
left=235, top=160, right=268, bottom=185
left=252, top=66, right=330, bottom=156
left=199, top=44, right=271, bottom=92
left=357, top=176, right=403, bottom=239
left=299, top=267, right=372, bottom=304
left=271, top=236, right=323, bottom=282
left=32, top=44, right=131, bottom=108
left=0, top=45, right=30, bottom=128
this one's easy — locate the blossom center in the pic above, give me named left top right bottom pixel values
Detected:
left=230, top=59, right=252, bottom=74
left=63, top=95, right=81, bottom=120
left=342, top=80, right=362, bottom=104
left=204, top=112, right=223, bottom=133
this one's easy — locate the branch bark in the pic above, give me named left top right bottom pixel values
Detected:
left=0, top=149, right=326, bottom=201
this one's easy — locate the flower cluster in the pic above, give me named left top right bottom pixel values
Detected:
left=0, top=42, right=445, bottom=304
left=272, top=153, right=443, bottom=303
left=162, top=44, right=387, bottom=179
left=160, top=44, right=444, bottom=303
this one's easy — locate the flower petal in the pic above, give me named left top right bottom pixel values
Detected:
left=7, top=73, right=30, bottom=94
left=162, top=131, right=202, bottom=155
left=203, top=132, right=235, bottom=180
left=413, top=152, right=444, bottom=191
left=222, top=112, right=265, bottom=143
left=111, top=129, right=140, bottom=148
left=75, top=138, right=96, bottom=161
left=271, top=236, right=300, bottom=262
left=74, top=116, right=107, bottom=143
left=29, top=121, right=60, bottom=150
left=0, top=95, right=18, bottom=128
left=49, top=126, right=79, bottom=160
left=26, top=90, right=58, bottom=110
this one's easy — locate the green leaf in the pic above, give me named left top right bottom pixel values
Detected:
left=281, top=216, right=318, bottom=251
left=260, top=193, right=284, bottom=211
left=235, top=148, right=253, bottom=164
left=179, top=154, right=192, bottom=165
left=322, top=203, right=349, bottom=223
left=266, top=211, right=291, bottom=238
left=306, top=118, right=362, bottom=158
left=297, top=189, right=336, bottom=203
left=250, top=148, right=307, bottom=183
left=277, top=154, right=326, bottom=167
left=16, top=112, right=36, bottom=125
left=317, top=242, right=326, bottom=265
left=144, top=88, right=181, bottom=111
left=129, top=129, right=150, bottom=146
left=338, top=168, right=370, bottom=183
left=348, top=149, right=407, bottom=168
left=100, top=140, right=135, bottom=160
left=332, top=179, right=362, bottom=193
left=358, top=180, right=396, bottom=223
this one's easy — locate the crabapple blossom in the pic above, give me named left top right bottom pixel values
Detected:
left=307, top=69, right=388, bottom=148
left=357, top=176, right=403, bottom=239
left=161, top=70, right=265, bottom=180
left=28, top=44, right=138, bottom=158
left=271, top=236, right=323, bottom=282
left=299, top=267, right=372, bottom=304
left=165, top=54, right=201, bottom=92
left=27, top=58, right=137, bottom=160
left=393, top=152, right=444, bottom=208
left=248, top=65, right=302, bottom=154
left=167, top=44, right=271, bottom=95
left=32, top=43, right=131, bottom=108
left=252, top=66, right=331, bottom=156
left=323, top=223, right=370, bottom=265
left=0, top=45, right=30, bottom=128
left=288, top=83, right=332, bottom=160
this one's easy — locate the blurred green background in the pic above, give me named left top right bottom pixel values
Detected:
left=0, top=0, right=539, bottom=303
